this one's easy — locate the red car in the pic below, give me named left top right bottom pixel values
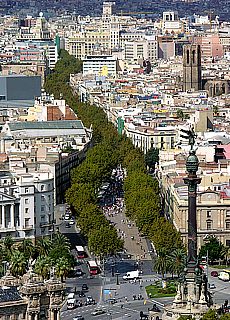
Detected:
left=211, top=271, right=218, bottom=277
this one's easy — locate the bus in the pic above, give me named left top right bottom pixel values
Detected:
left=75, top=246, right=86, bottom=259
left=87, top=260, right=100, bottom=275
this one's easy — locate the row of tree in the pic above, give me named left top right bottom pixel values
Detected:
left=0, top=234, right=73, bottom=281
left=45, top=50, right=184, bottom=259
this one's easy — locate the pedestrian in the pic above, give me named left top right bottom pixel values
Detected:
left=125, top=296, right=128, bottom=302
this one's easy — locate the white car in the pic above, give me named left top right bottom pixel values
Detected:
left=69, top=219, right=75, bottom=225
left=209, top=283, right=216, bottom=289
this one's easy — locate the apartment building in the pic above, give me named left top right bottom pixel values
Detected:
left=0, top=120, right=92, bottom=205
left=125, top=123, right=177, bottom=154
left=83, top=55, right=117, bottom=76
left=0, top=170, right=54, bottom=241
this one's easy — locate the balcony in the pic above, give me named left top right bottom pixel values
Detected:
left=23, top=225, right=34, bottom=230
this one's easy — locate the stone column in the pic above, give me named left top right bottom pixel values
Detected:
left=50, top=309, right=55, bottom=320
left=57, top=309, right=61, bottom=320
left=10, top=204, right=14, bottom=228
left=2, top=205, right=6, bottom=229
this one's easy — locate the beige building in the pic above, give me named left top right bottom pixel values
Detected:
left=125, top=123, right=177, bottom=154
left=160, top=155, right=230, bottom=249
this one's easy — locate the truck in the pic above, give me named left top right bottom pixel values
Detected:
left=123, top=270, right=140, bottom=280
left=218, top=271, right=230, bottom=282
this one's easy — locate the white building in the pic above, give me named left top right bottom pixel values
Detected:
left=0, top=170, right=54, bottom=241
left=83, top=55, right=117, bottom=76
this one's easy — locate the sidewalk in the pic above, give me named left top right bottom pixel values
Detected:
left=105, top=204, right=152, bottom=261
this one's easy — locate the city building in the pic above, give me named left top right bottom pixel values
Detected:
left=0, top=170, right=54, bottom=241
left=0, top=75, right=41, bottom=108
left=83, top=55, right=117, bottom=76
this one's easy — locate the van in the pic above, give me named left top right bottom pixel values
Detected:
left=67, top=293, right=75, bottom=300
left=123, top=270, right=140, bottom=280
left=67, top=298, right=77, bottom=309
left=218, top=272, right=229, bottom=282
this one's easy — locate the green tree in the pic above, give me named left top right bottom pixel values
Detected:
left=220, top=314, right=230, bottom=320
left=10, top=250, right=27, bottom=277
left=150, top=218, right=183, bottom=252
left=52, top=233, right=71, bottom=252
left=154, top=248, right=170, bottom=279
left=199, top=236, right=225, bottom=264
left=144, top=147, right=159, bottom=171
left=201, top=309, right=218, bottom=320
left=213, top=105, right=219, bottom=115
left=177, top=316, right=194, bottom=320
left=176, top=109, right=184, bottom=120
left=66, top=182, right=97, bottom=213
left=36, top=237, right=52, bottom=257
left=3, top=235, right=14, bottom=252
left=18, top=239, right=35, bottom=259
left=55, top=257, right=71, bottom=282
left=169, top=248, right=187, bottom=277
left=88, top=225, right=123, bottom=257
left=34, top=256, right=52, bottom=279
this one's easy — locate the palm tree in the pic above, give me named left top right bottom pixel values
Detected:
left=55, top=257, right=71, bottom=282
left=18, top=239, right=35, bottom=259
left=34, top=256, right=52, bottom=279
left=154, top=248, right=170, bottom=279
left=52, top=233, right=71, bottom=252
left=169, top=248, right=187, bottom=277
left=36, top=237, right=51, bottom=257
left=220, top=246, right=230, bottom=266
left=10, top=250, right=27, bottom=277
left=3, top=235, right=14, bottom=252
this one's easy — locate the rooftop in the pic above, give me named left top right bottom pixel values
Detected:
left=8, top=120, right=84, bottom=131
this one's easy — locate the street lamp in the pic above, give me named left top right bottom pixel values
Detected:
left=115, top=272, right=120, bottom=285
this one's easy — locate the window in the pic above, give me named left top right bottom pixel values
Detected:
left=41, top=185, right=44, bottom=191
left=207, top=210, right=211, bottom=218
left=41, top=205, right=45, bottom=212
left=226, top=221, right=230, bottom=230
left=207, top=220, right=212, bottom=230
left=25, top=208, right=29, bottom=214
left=25, top=188, right=29, bottom=193
left=226, top=211, right=230, bottom=218
left=41, top=195, right=45, bottom=201
left=25, top=198, right=29, bottom=204
left=48, top=195, right=51, bottom=201
left=25, top=218, right=30, bottom=227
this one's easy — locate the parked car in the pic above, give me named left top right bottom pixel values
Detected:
left=73, top=316, right=84, bottom=320
left=107, top=298, right=117, bottom=304
left=65, top=222, right=71, bottom=228
left=69, top=219, right=75, bottom=225
left=76, top=300, right=83, bottom=308
left=91, top=309, right=106, bottom=316
left=82, top=284, right=88, bottom=291
left=211, top=271, right=219, bottom=277
left=75, top=268, right=82, bottom=277
left=209, top=283, right=216, bottom=289
left=85, top=296, right=96, bottom=305
left=77, top=291, right=85, bottom=298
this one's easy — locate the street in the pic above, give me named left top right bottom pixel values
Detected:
left=55, top=191, right=230, bottom=320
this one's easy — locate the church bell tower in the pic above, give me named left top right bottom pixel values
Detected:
left=183, top=44, right=202, bottom=92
